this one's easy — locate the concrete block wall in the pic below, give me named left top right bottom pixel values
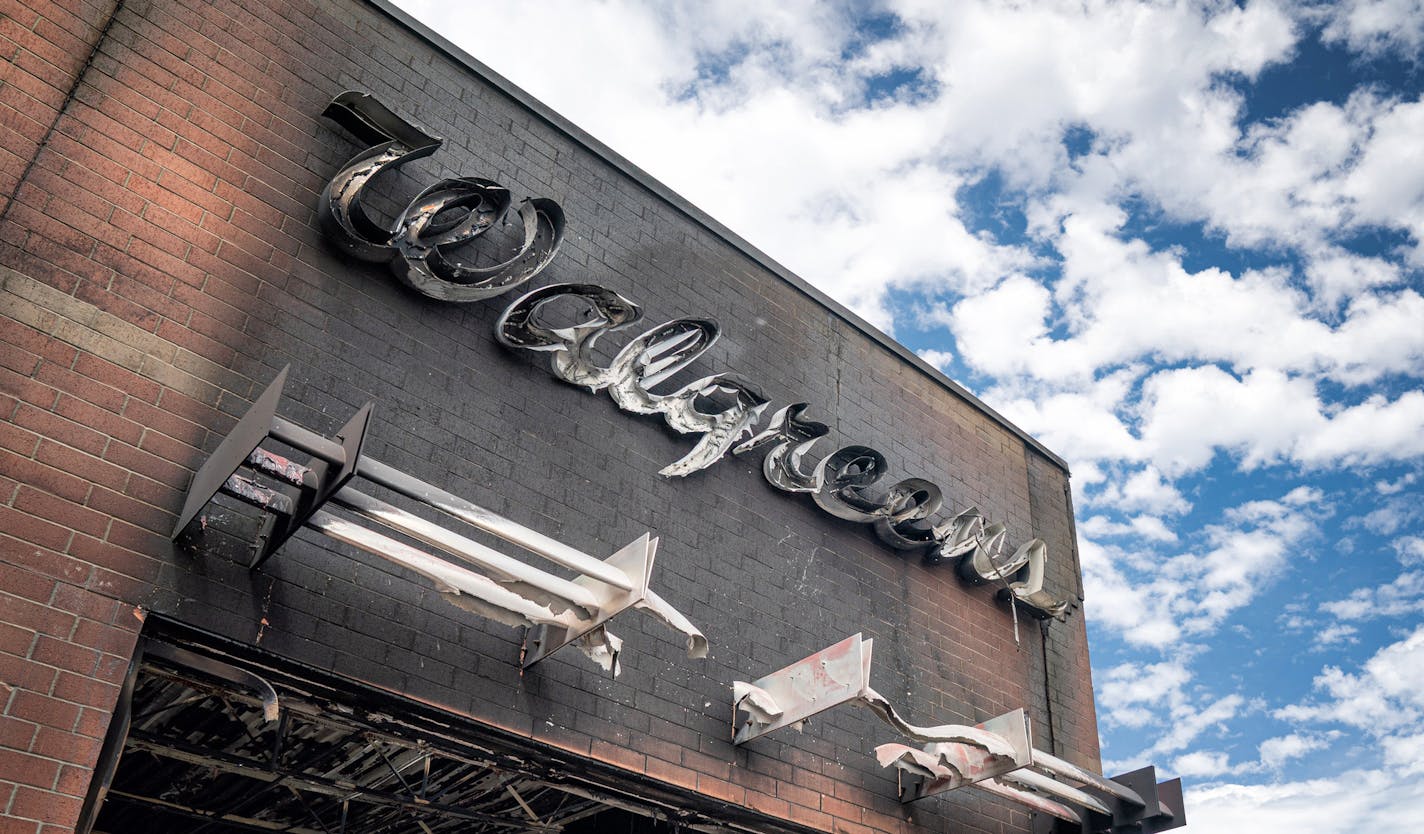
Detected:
left=0, top=0, right=1100, bottom=831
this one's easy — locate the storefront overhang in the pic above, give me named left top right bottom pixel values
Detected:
left=80, top=618, right=823, bottom=834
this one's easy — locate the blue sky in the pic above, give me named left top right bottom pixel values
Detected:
left=394, top=1, right=1424, bottom=828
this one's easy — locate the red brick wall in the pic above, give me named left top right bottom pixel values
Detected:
left=0, top=0, right=119, bottom=221
left=0, top=0, right=1101, bottom=831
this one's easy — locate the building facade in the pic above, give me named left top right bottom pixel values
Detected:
left=0, top=1, right=1178, bottom=832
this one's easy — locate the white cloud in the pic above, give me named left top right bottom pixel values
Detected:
left=1321, top=0, right=1424, bottom=60
left=1185, top=770, right=1424, bottom=834
left=1098, top=660, right=1193, bottom=729
left=1294, top=390, right=1424, bottom=466
left=983, top=355, right=1424, bottom=479
left=1158, top=731, right=1335, bottom=779
left=1080, top=536, right=1186, bottom=648
left=951, top=218, right=1423, bottom=388
left=1081, top=514, right=1179, bottom=543
left=1183, top=502, right=1316, bottom=632
left=1257, top=732, right=1330, bottom=769
left=1359, top=496, right=1424, bottom=535
left=1304, top=247, right=1405, bottom=310
left=1233, top=628, right=1424, bottom=829
left=1276, top=624, right=1424, bottom=735
left=1397, top=536, right=1424, bottom=565
left=1313, top=623, right=1359, bottom=649
left=1377, top=473, right=1419, bottom=495
left=1383, top=733, right=1424, bottom=775
left=984, top=370, right=1145, bottom=468
left=1094, top=466, right=1193, bottom=516
left=1172, top=749, right=1235, bottom=778
left=1107, top=693, right=1246, bottom=773
left=1082, top=489, right=1321, bottom=647
left=915, top=348, right=955, bottom=374
left=1135, top=367, right=1323, bottom=474
left=1321, top=571, right=1424, bottom=621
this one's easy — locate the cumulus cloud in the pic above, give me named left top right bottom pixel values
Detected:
left=1322, top=571, right=1424, bottom=621
left=1172, top=749, right=1236, bottom=778
left=1186, top=770, right=1424, bottom=833
left=1106, top=693, right=1247, bottom=773
left=1320, top=0, right=1424, bottom=60
left=915, top=348, right=956, bottom=374
left=1093, top=466, right=1193, bottom=516
left=1098, top=660, right=1194, bottom=729
left=1377, top=473, right=1419, bottom=495
left=1313, top=623, right=1360, bottom=650
left=1276, top=625, right=1424, bottom=735
left=1081, top=514, right=1179, bottom=543
left=1397, top=536, right=1424, bottom=565
left=1084, top=488, right=1323, bottom=650
left=1358, top=495, right=1424, bottom=535
left=1257, top=732, right=1332, bottom=769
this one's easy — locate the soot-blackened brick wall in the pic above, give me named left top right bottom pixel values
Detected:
left=0, top=1, right=1099, bottom=831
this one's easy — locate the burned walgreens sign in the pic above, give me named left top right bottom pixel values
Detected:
left=317, top=91, right=1072, bottom=621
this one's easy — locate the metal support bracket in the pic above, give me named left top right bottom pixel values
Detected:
left=172, top=366, right=291, bottom=540
left=879, top=710, right=1185, bottom=833
left=172, top=367, right=705, bottom=676
left=520, top=533, right=657, bottom=671
left=732, top=633, right=872, bottom=745
left=732, top=634, right=1020, bottom=763
left=1077, top=766, right=1184, bottom=834
left=734, top=634, right=1183, bottom=833
left=881, top=709, right=1034, bottom=801
left=170, top=366, right=372, bottom=570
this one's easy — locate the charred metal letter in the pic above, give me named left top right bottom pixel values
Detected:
left=495, top=283, right=643, bottom=387
left=390, top=178, right=566, bottom=302
left=921, top=506, right=985, bottom=566
left=959, top=529, right=1069, bottom=620
left=655, top=374, right=769, bottom=478
left=319, top=91, right=442, bottom=262
left=605, top=319, right=721, bottom=412
left=811, top=447, right=944, bottom=545
left=497, top=284, right=768, bottom=477
left=733, top=403, right=832, bottom=492
left=812, top=445, right=890, bottom=521
left=870, top=478, right=945, bottom=551
left=319, top=91, right=564, bottom=301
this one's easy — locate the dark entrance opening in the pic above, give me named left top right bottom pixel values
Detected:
left=78, top=620, right=780, bottom=834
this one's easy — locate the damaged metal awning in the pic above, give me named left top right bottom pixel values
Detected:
left=79, top=628, right=777, bottom=834
left=732, top=635, right=1184, bottom=834
left=172, top=366, right=706, bottom=675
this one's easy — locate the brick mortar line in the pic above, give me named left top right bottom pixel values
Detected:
left=0, top=0, right=127, bottom=231
left=1, top=266, right=237, bottom=407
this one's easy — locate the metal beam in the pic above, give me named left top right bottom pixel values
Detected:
left=356, top=456, right=635, bottom=591
left=102, top=790, right=328, bottom=834
left=330, top=486, right=602, bottom=612
left=123, top=732, right=560, bottom=832
left=1033, top=749, right=1146, bottom=807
